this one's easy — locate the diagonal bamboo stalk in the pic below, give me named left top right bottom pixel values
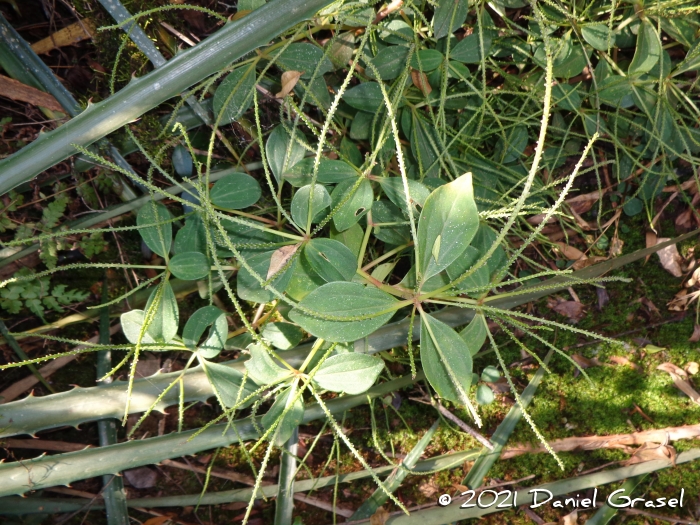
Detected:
left=0, top=373, right=419, bottom=497
left=0, top=0, right=336, bottom=195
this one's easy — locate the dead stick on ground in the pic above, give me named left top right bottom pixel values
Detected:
left=501, top=423, right=700, bottom=459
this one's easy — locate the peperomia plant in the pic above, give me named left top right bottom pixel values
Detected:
left=2, top=0, right=700, bottom=521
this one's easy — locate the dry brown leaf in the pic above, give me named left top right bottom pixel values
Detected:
left=559, top=509, right=578, bottom=525
left=623, top=442, right=676, bottom=466
left=667, top=288, right=692, bottom=312
left=267, top=244, right=300, bottom=280
left=548, top=298, right=586, bottom=322
left=0, top=74, right=63, bottom=112
left=610, top=232, right=624, bottom=257
left=527, top=213, right=556, bottom=225
left=609, top=356, right=642, bottom=372
left=276, top=70, right=302, bottom=98
left=686, top=266, right=700, bottom=288
left=567, top=190, right=606, bottom=215
left=418, top=479, right=439, bottom=498
left=685, top=362, right=699, bottom=375
left=645, top=231, right=657, bottom=262
left=657, top=362, right=700, bottom=405
left=689, top=325, right=700, bottom=343
left=655, top=238, right=683, bottom=277
left=411, top=69, right=432, bottom=96
left=31, top=20, right=96, bottom=55
left=571, top=255, right=608, bottom=271
left=487, top=377, right=510, bottom=394
left=638, top=297, right=661, bottom=317
left=142, top=517, right=172, bottom=525
left=554, top=242, right=587, bottom=263
left=572, top=354, right=602, bottom=369
left=370, top=507, right=390, bottom=525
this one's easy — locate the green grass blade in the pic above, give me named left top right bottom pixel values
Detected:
left=275, top=427, right=299, bottom=525
left=97, top=281, right=129, bottom=525
left=0, top=0, right=336, bottom=195
left=350, top=420, right=440, bottom=521
left=463, top=350, right=552, bottom=489
left=585, top=474, right=648, bottom=525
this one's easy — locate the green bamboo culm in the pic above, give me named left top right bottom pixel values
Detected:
left=0, top=0, right=336, bottom=195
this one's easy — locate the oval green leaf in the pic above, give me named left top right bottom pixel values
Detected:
left=289, top=282, right=398, bottom=342
left=183, top=305, right=228, bottom=357
left=409, top=49, right=444, bottom=71
left=202, top=360, right=258, bottom=409
left=417, top=172, right=479, bottom=282
left=304, top=238, right=357, bottom=282
left=210, top=173, right=262, bottom=210
left=213, top=67, right=256, bottom=124
left=168, top=251, right=210, bottom=281
left=144, top=281, right=179, bottom=344
left=628, top=19, right=661, bottom=76
left=368, top=45, right=409, bottom=80
left=420, top=312, right=473, bottom=405
left=276, top=43, right=333, bottom=79
left=330, top=178, right=374, bottom=232
left=266, top=125, right=308, bottom=182
left=245, top=343, right=292, bottom=385
left=262, top=322, right=304, bottom=350
left=137, top=202, right=172, bottom=258
left=261, top=382, right=304, bottom=446
left=120, top=309, right=156, bottom=345
left=343, top=82, right=384, bottom=112
left=313, top=353, right=384, bottom=394
left=291, top=184, right=331, bottom=227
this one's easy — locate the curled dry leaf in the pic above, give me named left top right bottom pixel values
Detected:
left=0, top=75, right=64, bottom=112
left=608, top=356, right=642, bottom=372
left=623, top=441, right=676, bottom=466
left=645, top=231, right=657, bottom=262
left=685, top=362, right=699, bottom=375
left=547, top=297, right=586, bottom=323
left=572, top=354, right=603, bottom=369
left=567, top=189, right=606, bottom=215
left=142, top=517, right=172, bottom=525
left=370, top=507, right=390, bottom=525
left=267, top=243, right=300, bottom=280
left=685, top=266, right=700, bottom=288
left=667, top=288, right=695, bottom=312
left=527, top=213, right=556, bottom=225
left=609, top=231, right=624, bottom=257
left=554, top=242, right=586, bottom=264
left=276, top=70, right=303, bottom=98
left=411, top=69, right=432, bottom=96
left=655, top=238, right=684, bottom=277
left=657, top=362, right=700, bottom=405
left=31, top=19, right=96, bottom=55
left=559, top=509, right=578, bottom=525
